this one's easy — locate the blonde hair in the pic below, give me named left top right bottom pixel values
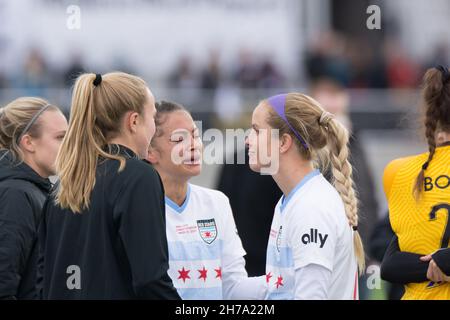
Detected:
left=266, top=93, right=365, bottom=273
left=0, top=97, right=59, bottom=163
left=56, top=72, right=149, bottom=213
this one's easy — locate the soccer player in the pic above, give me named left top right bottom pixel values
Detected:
left=246, top=93, right=363, bottom=300
left=0, top=98, right=67, bottom=299
left=146, top=101, right=267, bottom=300
left=38, top=73, right=180, bottom=299
left=381, top=66, right=450, bottom=299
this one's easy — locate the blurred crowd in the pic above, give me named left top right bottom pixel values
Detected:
left=1, top=31, right=449, bottom=101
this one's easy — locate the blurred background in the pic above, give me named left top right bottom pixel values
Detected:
left=1, top=0, right=449, bottom=299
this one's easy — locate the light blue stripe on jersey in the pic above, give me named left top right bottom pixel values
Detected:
left=266, top=244, right=294, bottom=268
left=168, top=240, right=222, bottom=261
left=267, top=290, right=293, bottom=300
left=165, top=184, right=191, bottom=213
left=280, top=169, right=320, bottom=212
left=177, top=286, right=223, bottom=300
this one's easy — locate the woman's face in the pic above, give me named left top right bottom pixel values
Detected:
left=246, top=102, right=279, bottom=174
left=148, top=110, right=202, bottom=181
left=31, top=110, right=68, bottom=177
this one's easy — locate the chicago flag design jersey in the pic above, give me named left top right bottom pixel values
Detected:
left=165, top=183, right=247, bottom=299
left=266, top=170, right=359, bottom=300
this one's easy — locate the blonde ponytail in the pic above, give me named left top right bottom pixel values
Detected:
left=56, top=72, right=148, bottom=213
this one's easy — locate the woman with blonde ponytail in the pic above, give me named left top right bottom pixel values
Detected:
left=39, top=72, right=180, bottom=300
left=381, top=66, right=450, bottom=300
left=246, top=93, right=362, bottom=299
left=0, top=97, right=67, bottom=299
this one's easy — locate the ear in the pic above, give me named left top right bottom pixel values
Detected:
left=279, top=133, right=293, bottom=154
left=146, top=145, right=160, bottom=165
left=126, top=111, right=140, bottom=134
left=19, top=135, right=36, bottom=153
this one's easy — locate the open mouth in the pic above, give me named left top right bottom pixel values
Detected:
left=182, top=154, right=201, bottom=165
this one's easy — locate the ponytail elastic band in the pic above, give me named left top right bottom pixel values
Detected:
left=93, top=74, right=102, bottom=86
left=319, top=111, right=333, bottom=126
left=436, top=65, right=450, bottom=83
left=267, top=94, right=309, bottom=150
left=422, top=161, right=429, bottom=171
left=352, top=226, right=358, bottom=231
left=16, top=104, right=51, bottom=145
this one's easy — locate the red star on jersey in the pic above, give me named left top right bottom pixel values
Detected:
left=215, top=267, right=222, bottom=279
left=266, top=272, right=273, bottom=283
left=275, top=275, right=284, bottom=289
left=205, top=231, right=211, bottom=237
left=198, top=266, right=208, bottom=282
left=178, top=267, right=190, bottom=283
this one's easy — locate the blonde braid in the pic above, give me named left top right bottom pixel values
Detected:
left=325, top=118, right=365, bottom=274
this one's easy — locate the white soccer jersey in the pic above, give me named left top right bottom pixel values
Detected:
left=165, top=183, right=266, bottom=300
left=265, top=169, right=358, bottom=300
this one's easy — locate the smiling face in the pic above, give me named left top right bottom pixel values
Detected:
left=246, top=101, right=279, bottom=174
left=147, top=110, right=202, bottom=181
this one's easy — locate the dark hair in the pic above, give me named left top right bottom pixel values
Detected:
left=414, top=66, right=450, bottom=198
left=153, top=100, right=189, bottom=139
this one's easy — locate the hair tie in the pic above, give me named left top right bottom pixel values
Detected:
left=319, top=111, right=333, bottom=126
left=435, top=65, right=450, bottom=83
left=93, top=74, right=102, bottom=87
left=352, top=225, right=358, bottom=231
left=422, top=161, right=429, bottom=171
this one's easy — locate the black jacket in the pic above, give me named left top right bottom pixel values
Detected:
left=39, top=145, right=180, bottom=300
left=0, top=150, right=52, bottom=299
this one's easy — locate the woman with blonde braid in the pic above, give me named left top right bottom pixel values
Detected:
left=246, top=93, right=364, bottom=299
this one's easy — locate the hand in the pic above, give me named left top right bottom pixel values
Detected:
left=420, top=255, right=450, bottom=283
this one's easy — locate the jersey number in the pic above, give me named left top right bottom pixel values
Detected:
left=428, top=203, right=450, bottom=249
left=426, top=203, right=450, bottom=288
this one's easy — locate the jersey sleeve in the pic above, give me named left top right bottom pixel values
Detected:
left=294, top=263, right=332, bottom=300
left=288, top=201, right=337, bottom=272
left=380, top=234, right=429, bottom=284
left=220, top=195, right=247, bottom=264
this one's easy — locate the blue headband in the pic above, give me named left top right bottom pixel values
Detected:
left=267, top=94, right=309, bottom=150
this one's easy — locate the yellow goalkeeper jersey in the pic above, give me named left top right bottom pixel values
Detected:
left=383, top=144, right=450, bottom=300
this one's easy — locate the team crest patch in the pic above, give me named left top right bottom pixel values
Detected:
left=197, top=219, right=217, bottom=244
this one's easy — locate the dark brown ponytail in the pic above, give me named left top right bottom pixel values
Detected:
left=414, top=66, right=450, bottom=198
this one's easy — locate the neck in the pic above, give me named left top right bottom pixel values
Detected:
left=272, top=156, right=314, bottom=197
left=160, top=173, right=189, bottom=206
left=108, top=136, right=140, bottom=158
left=22, top=156, right=49, bottom=179
left=436, top=132, right=450, bottom=146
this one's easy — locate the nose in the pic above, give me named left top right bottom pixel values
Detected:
left=190, top=134, right=202, bottom=151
